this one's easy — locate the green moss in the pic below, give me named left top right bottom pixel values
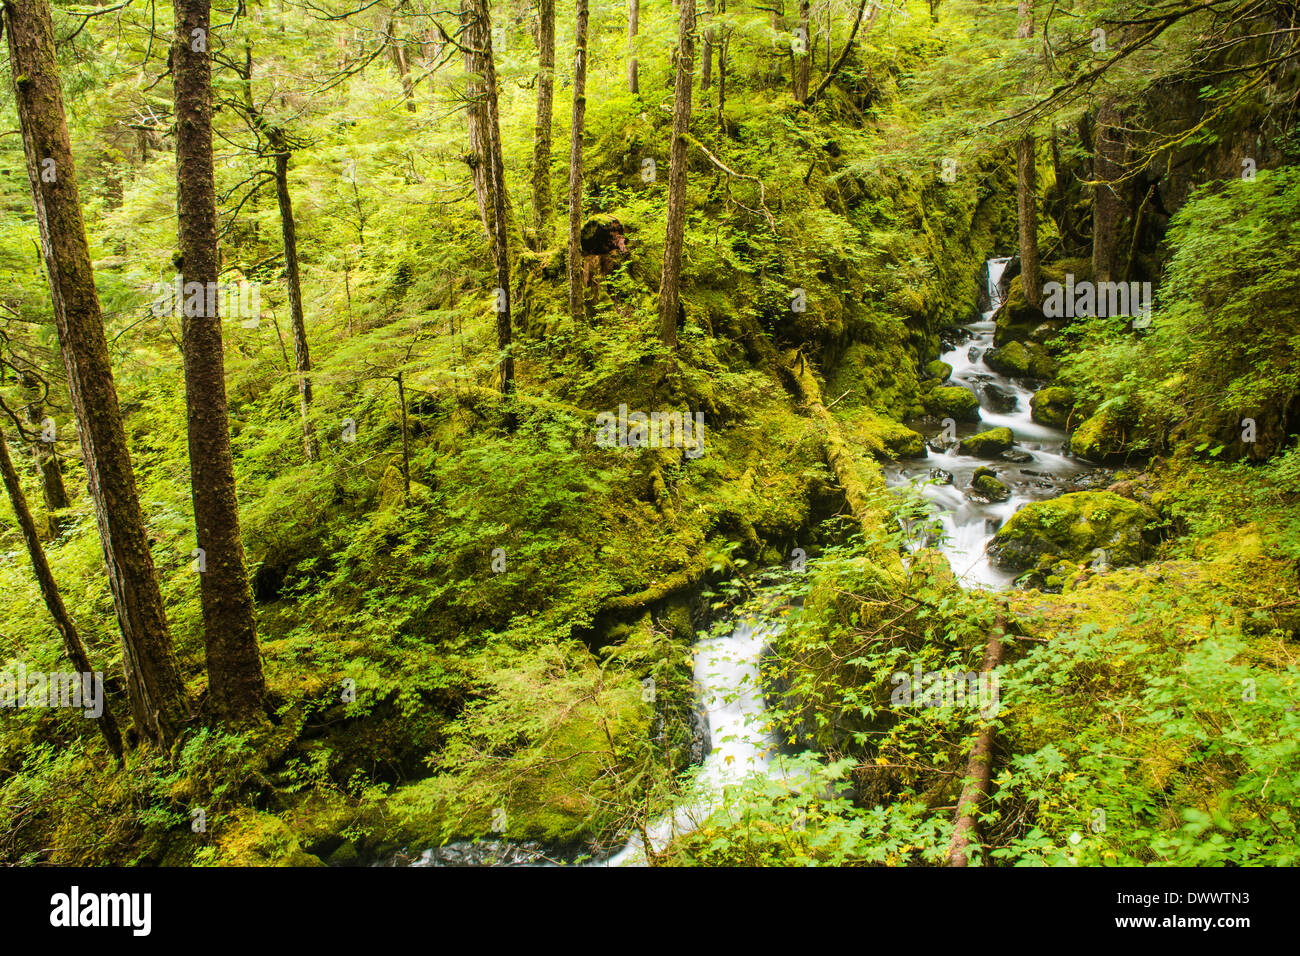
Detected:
left=924, top=385, right=980, bottom=422
left=989, top=491, right=1156, bottom=571
left=1070, top=408, right=1131, bottom=463
left=1030, top=386, right=1075, bottom=429
left=203, top=810, right=325, bottom=867
left=983, top=340, right=1056, bottom=380
left=957, top=426, right=1014, bottom=457
left=925, top=359, right=953, bottom=382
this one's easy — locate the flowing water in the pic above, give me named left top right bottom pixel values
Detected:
left=882, top=257, right=1093, bottom=588
left=395, top=258, right=1092, bottom=867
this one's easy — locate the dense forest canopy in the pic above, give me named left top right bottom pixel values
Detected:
left=0, top=0, right=1297, bottom=876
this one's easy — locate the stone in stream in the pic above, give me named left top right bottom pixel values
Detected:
left=958, top=426, right=1015, bottom=457
left=1000, top=447, right=1034, bottom=464
left=967, top=466, right=1011, bottom=502
left=924, top=385, right=981, bottom=422
left=983, top=340, right=1057, bottom=381
left=987, top=490, right=1156, bottom=572
left=976, top=380, right=1019, bottom=413
left=1030, top=386, right=1076, bottom=429
left=925, top=359, right=953, bottom=382
left=928, top=468, right=954, bottom=485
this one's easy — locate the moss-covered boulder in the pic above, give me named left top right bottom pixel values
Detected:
left=983, top=340, right=1056, bottom=380
left=957, top=426, right=1015, bottom=457
left=840, top=408, right=927, bottom=460
left=969, top=467, right=1011, bottom=502
left=1030, top=386, right=1075, bottom=429
left=994, top=260, right=1088, bottom=347
left=988, top=491, right=1156, bottom=571
left=1070, top=409, right=1132, bottom=463
left=206, top=810, right=326, bottom=867
left=925, top=359, right=953, bottom=382
left=924, top=385, right=980, bottom=422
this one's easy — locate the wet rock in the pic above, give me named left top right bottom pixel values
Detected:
left=925, top=359, right=953, bottom=382
left=977, top=381, right=1019, bottom=412
left=928, top=468, right=954, bottom=485
left=1000, top=448, right=1034, bottom=464
left=1070, top=409, right=1133, bottom=463
left=983, top=340, right=1057, bottom=381
left=1030, top=386, right=1076, bottom=429
left=988, top=490, right=1156, bottom=571
left=958, top=427, right=1015, bottom=457
left=924, top=385, right=981, bottom=422
left=968, top=466, right=1011, bottom=502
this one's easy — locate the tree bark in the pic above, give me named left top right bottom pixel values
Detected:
left=794, top=0, right=810, bottom=102
left=627, top=0, right=639, bottom=94
left=0, top=424, right=124, bottom=761
left=5, top=0, right=191, bottom=747
left=701, top=0, right=713, bottom=92
left=532, top=0, right=556, bottom=242
left=657, top=0, right=695, bottom=351
left=387, top=16, right=417, bottom=111
left=1016, top=136, right=1041, bottom=307
left=462, top=2, right=492, bottom=237
left=270, top=136, right=318, bottom=461
left=20, top=369, right=69, bottom=536
left=946, top=619, right=1005, bottom=867
left=462, top=0, right=514, bottom=421
left=173, top=0, right=266, bottom=723
left=805, top=0, right=876, bottom=106
left=567, top=0, right=589, bottom=324
left=1092, top=98, right=1127, bottom=283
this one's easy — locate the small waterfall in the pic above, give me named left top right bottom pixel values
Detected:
left=885, top=256, right=1088, bottom=589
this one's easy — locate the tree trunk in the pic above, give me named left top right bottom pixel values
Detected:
left=701, top=0, right=713, bottom=92
left=1092, top=98, right=1127, bottom=283
left=627, top=0, right=639, bottom=94
left=717, top=4, right=727, bottom=128
left=567, top=0, right=590, bottom=324
left=271, top=139, right=318, bottom=461
left=173, top=0, right=266, bottom=724
left=658, top=0, right=695, bottom=350
left=387, top=16, right=417, bottom=111
left=1016, top=1, right=1033, bottom=38
left=5, top=0, right=191, bottom=748
left=0, top=425, right=124, bottom=761
left=532, top=0, right=556, bottom=242
left=946, top=620, right=1005, bottom=867
left=20, top=369, right=69, bottom=536
left=462, top=2, right=492, bottom=237
left=805, top=0, right=876, bottom=106
left=793, top=0, right=810, bottom=102
left=1016, top=135, right=1041, bottom=307
left=463, top=0, right=515, bottom=420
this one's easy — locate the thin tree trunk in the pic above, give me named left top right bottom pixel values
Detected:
left=658, top=0, right=695, bottom=350
left=1017, top=135, right=1041, bottom=307
left=701, top=0, right=713, bottom=92
left=0, top=425, right=124, bottom=761
left=463, top=0, right=515, bottom=422
left=946, top=619, right=1005, bottom=867
left=805, top=0, right=876, bottom=106
left=5, top=0, right=191, bottom=747
left=20, top=369, right=69, bottom=536
left=532, top=0, right=556, bottom=242
left=628, top=0, right=639, bottom=94
left=173, top=0, right=266, bottom=724
left=271, top=138, right=318, bottom=461
left=388, top=16, right=417, bottom=111
left=1015, top=3, right=1040, bottom=305
left=395, top=372, right=410, bottom=504
left=794, top=0, right=810, bottom=102
left=717, top=4, right=727, bottom=128
left=567, top=0, right=590, bottom=324
left=463, top=3, right=492, bottom=237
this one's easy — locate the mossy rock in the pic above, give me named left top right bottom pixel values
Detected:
left=994, top=260, right=1088, bottom=347
left=957, top=426, right=1015, bottom=457
left=206, top=810, right=326, bottom=867
left=983, top=340, right=1056, bottom=381
left=969, top=469, right=1011, bottom=502
left=988, top=491, right=1156, bottom=571
left=1030, top=386, right=1075, bottom=429
left=839, top=408, right=927, bottom=460
left=925, top=359, right=952, bottom=382
left=377, top=464, right=433, bottom=510
left=1070, top=409, right=1131, bottom=463
left=924, top=385, right=980, bottom=422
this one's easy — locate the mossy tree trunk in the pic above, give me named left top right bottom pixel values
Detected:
left=20, top=368, right=69, bottom=536
left=627, top=0, right=639, bottom=94
left=0, top=425, right=124, bottom=761
left=658, top=0, right=695, bottom=351
left=1015, top=3, right=1040, bottom=306
left=567, top=0, right=589, bottom=324
left=5, top=0, right=191, bottom=747
left=794, top=0, right=810, bottom=102
left=532, top=0, right=556, bottom=243
left=173, top=0, right=267, bottom=723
